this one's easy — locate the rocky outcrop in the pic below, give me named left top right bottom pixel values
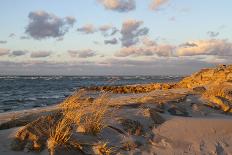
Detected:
left=177, top=64, right=232, bottom=88
left=87, top=65, right=232, bottom=94
left=87, top=83, right=175, bottom=94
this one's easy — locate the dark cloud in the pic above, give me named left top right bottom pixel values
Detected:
left=207, top=31, right=219, bottom=38
left=0, top=48, right=10, bottom=56
left=20, top=36, right=30, bottom=40
left=65, top=16, right=76, bottom=26
left=180, top=42, right=198, bottom=48
left=25, top=11, right=76, bottom=39
left=104, top=38, right=118, bottom=44
left=30, top=51, right=51, bottom=58
left=9, top=33, right=16, bottom=38
left=68, top=49, right=97, bottom=58
left=11, top=50, right=27, bottom=56
left=120, top=19, right=149, bottom=47
left=99, top=25, right=119, bottom=36
left=77, top=24, right=97, bottom=34
left=98, top=0, right=136, bottom=12
left=0, top=40, right=7, bottom=44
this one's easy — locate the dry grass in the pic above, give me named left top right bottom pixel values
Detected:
left=46, top=90, right=112, bottom=154
left=59, top=89, right=111, bottom=135
left=47, top=116, right=82, bottom=154
left=95, top=142, right=114, bottom=155
left=202, top=83, right=232, bottom=112
left=47, top=117, right=72, bottom=150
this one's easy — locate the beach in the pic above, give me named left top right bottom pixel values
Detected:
left=0, top=65, right=232, bottom=155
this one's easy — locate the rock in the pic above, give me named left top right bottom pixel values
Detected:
left=177, top=65, right=232, bottom=88
left=193, top=86, right=206, bottom=93
left=49, top=146, right=85, bottom=155
left=168, top=105, right=189, bottom=117
left=10, top=138, right=25, bottom=151
left=148, top=108, right=165, bottom=125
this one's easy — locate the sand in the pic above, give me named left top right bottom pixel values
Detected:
left=0, top=87, right=231, bottom=155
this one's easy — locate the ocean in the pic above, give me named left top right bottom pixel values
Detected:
left=0, top=75, right=183, bottom=113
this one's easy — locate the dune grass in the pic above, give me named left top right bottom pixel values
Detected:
left=46, top=89, right=112, bottom=154
left=59, top=90, right=111, bottom=135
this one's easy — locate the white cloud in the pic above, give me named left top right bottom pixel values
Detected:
left=115, top=43, right=174, bottom=57
left=0, top=48, right=10, bottom=56
left=150, top=0, right=169, bottom=11
left=98, top=0, right=135, bottom=12
left=77, top=24, right=97, bottom=34
left=176, top=39, right=232, bottom=56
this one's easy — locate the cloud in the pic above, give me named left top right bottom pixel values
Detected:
left=176, top=39, right=232, bottom=56
left=0, top=48, right=10, bottom=56
left=0, top=57, right=219, bottom=76
left=65, top=16, right=76, bottom=25
left=179, top=42, right=198, bottom=48
left=104, top=38, right=118, bottom=44
left=207, top=31, right=219, bottom=38
left=30, top=51, right=51, bottom=58
left=0, top=40, right=7, bottom=44
left=98, top=0, right=136, bottom=12
left=115, top=43, right=174, bottom=57
left=116, top=38, right=232, bottom=58
left=68, top=49, right=97, bottom=58
left=10, top=50, right=27, bottom=56
left=169, top=16, right=176, bottom=21
left=56, top=37, right=64, bottom=41
left=25, top=11, right=76, bottom=39
left=150, top=0, right=169, bottom=11
left=142, top=37, right=157, bottom=46
left=99, top=24, right=112, bottom=32
left=20, top=36, right=30, bottom=40
left=9, top=33, right=16, bottom=38
left=77, top=24, right=96, bottom=34
left=120, top=19, right=149, bottom=47
left=99, top=24, right=118, bottom=36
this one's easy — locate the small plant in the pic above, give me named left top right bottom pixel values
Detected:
left=47, top=117, right=81, bottom=155
left=95, top=142, right=114, bottom=155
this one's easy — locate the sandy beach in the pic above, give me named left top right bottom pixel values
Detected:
left=0, top=65, right=232, bottom=155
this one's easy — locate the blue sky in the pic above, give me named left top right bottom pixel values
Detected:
left=0, top=0, right=231, bottom=75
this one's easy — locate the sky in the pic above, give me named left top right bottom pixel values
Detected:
left=0, top=0, right=232, bottom=75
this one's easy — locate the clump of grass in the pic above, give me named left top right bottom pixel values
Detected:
left=202, top=84, right=232, bottom=112
left=80, top=93, right=110, bottom=135
left=47, top=117, right=72, bottom=152
left=60, top=90, right=111, bottom=135
left=95, top=142, right=114, bottom=155
left=47, top=116, right=82, bottom=155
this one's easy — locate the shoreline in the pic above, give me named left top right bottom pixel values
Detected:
left=0, top=64, right=232, bottom=154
